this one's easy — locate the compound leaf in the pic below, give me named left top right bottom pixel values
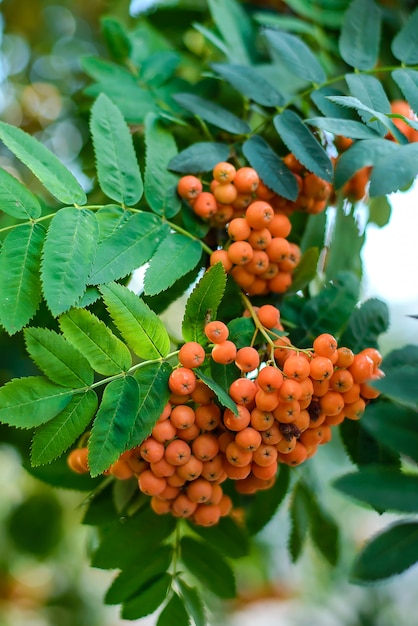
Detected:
left=180, top=536, right=236, bottom=599
left=264, top=28, right=325, bottom=84
left=173, top=93, right=250, bottom=135
left=0, top=167, right=41, bottom=219
left=339, top=0, right=381, bottom=70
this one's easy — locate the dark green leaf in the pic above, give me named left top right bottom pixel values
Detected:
left=340, top=419, right=400, bottom=469
left=0, top=222, right=44, bottom=334
left=144, top=234, right=202, bottom=296
left=157, top=593, right=190, bottom=626
left=227, top=317, right=256, bottom=350
left=210, top=361, right=241, bottom=397
left=242, top=135, right=299, bottom=201
left=369, top=143, right=418, bottom=197
left=304, top=485, right=339, bottom=566
left=211, top=63, right=284, bottom=107
left=351, top=521, right=418, bottom=583
left=340, top=298, right=389, bottom=352
left=288, top=247, right=319, bottom=294
left=180, top=536, right=236, bottom=599
left=144, top=113, right=181, bottom=218
left=90, top=93, right=143, bottom=206
left=88, top=212, right=169, bottom=285
left=24, top=327, right=94, bottom=387
left=325, top=209, right=364, bottom=281
left=172, top=93, right=250, bottom=135
left=24, top=454, right=102, bottom=491
left=246, top=464, right=290, bottom=535
left=339, top=0, right=381, bottom=70
left=345, top=73, right=390, bottom=136
left=41, top=207, right=99, bottom=316
left=182, top=263, right=227, bottom=345
left=121, top=573, right=171, bottom=620
left=305, top=118, right=379, bottom=140
left=361, top=401, right=418, bottom=463
left=0, top=167, right=41, bottom=219
left=31, top=390, right=98, bottom=466
left=264, top=28, right=325, bottom=84
left=300, top=212, right=327, bottom=253
left=392, top=69, right=418, bottom=115
left=333, top=466, right=418, bottom=513
left=311, top=87, right=358, bottom=120
left=59, top=308, right=132, bottom=376
left=168, top=142, right=230, bottom=174
left=391, top=7, right=418, bottom=64
left=289, top=481, right=310, bottom=562
left=372, top=366, right=418, bottom=410
left=194, top=368, right=237, bottom=414
left=100, top=282, right=170, bottom=359
left=266, top=0, right=346, bottom=28
left=190, top=516, right=250, bottom=559
left=0, top=122, right=87, bottom=205
left=0, top=377, right=73, bottom=429
left=207, top=0, right=254, bottom=65
left=177, top=580, right=207, bottom=626
left=382, top=345, right=418, bottom=371
left=334, top=139, right=398, bottom=189
left=101, top=16, right=132, bottom=61
left=88, top=376, right=141, bottom=476
left=274, top=111, right=334, bottom=182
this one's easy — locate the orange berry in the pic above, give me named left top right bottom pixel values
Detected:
left=235, top=347, right=260, bottom=372
left=253, top=443, right=278, bottom=466
left=335, top=346, right=355, bottom=368
left=201, top=455, right=224, bottom=482
left=176, top=455, right=203, bottom=481
left=257, top=365, right=284, bottom=392
left=191, top=380, right=215, bottom=404
left=222, top=458, right=252, bottom=480
left=250, top=407, right=274, bottom=431
left=229, top=377, right=258, bottom=405
left=269, top=213, right=292, bottom=238
left=255, top=179, right=275, bottom=200
left=233, top=166, right=259, bottom=193
left=349, top=353, right=375, bottom=384
left=192, top=433, right=220, bottom=461
left=194, top=403, right=221, bottom=430
left=230, top=265, right=256, bottom=289
left=319, top=390, right=344, bottom=416
left=257, top=304, right=280, bottom=329
left=187, top=477, right=213, bottom=503
left=214, top=182, right=237, bottom=204
left=164, top=439, right=192, bottom=466
left=245, top=200, right=274, bottom=229
left=178, top=341, right=206, bottom=369
left=177, top=175, right=202, bottom=201
left=268, top=271, right=293, bottom=293
left=344, top=397, right=366, bottom=420
left=150, top=496, right=171, bottom=515
left=276, top=436, right=297, bottom=454
left=211, top=340, right=237, bottom=364
left=309, top=356, right=334, bottom=381
left=67, top=447, right=89, bottom=474
left=109, top=458, right=135, bottom=480
left=210, top=249, right=233, bottom=272
left=313, top=333, right=338, bottom=362
left=273, top=399, right=301, bottom=423
left=235, top=427, right=263, bottom=451
left=261, top=422, right=283, bottom=445
left=204, top=320, right=229, bottom=343
left=329, top=368, right=354, bottom=393
left=251, top=460, right=278, bottom=480
left=150, top=457, right=176, bottom=477
left=168, top=367, right=197, bottom=395
left=223, top=404, right=251, bottom=431
left=254, top=389, right=280, bottom=412
left=175, top=423, right=200, bottom=442
left=219, top=493, right=233, bottom=516
left=172, top=493, right=198, bottom=517
left=212, top=161, right=236, bottom=184
left=227, top=240, right=254, bottom=265
left=226, top=441, right=253, bottom=467
left=151, top=417, right=178, bottom=443
left=283, top=354, right=311, bottom=380
left=193, top=503, right=222, bottom=526
left=138, top=469, right=166, bottom=496
left=169, top=404, right=196, bottom=430
left=246, top=250, right=270, bottom=275
left=193, top=191, right=218, bottom=218
left=248, top=228, right=272, bottom=250
left=278, top=378, right=302, bottom=402
left=228, top=217, right=252, bottom=241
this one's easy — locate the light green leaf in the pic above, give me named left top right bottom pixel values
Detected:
left=180, top=536, right=236, bottom=599
left=31, top=390, right=98, bottom=466
left=339, top=0, right=381, bottom=70
left=41, top=207, right=99, bottom=316
left=59, top=308, right=132, bottom=376
left=172, top=93, right=251, bottom=135
left=0, top=168, right=41, bottom=219
left=157, top=593, right=190, bottom=626
left=96, top=205, right=131, bottom=241
left=392, top=69, right=418, bottom=115
left=129, top=361, right=171, bottom=448
left=274, top=110, right=334, bottom=182
left=369, top=143, right=418, bottom=196
left=391, top=6, right=418, bottom=65
left=242, top=135, right=299, bottom=201
left=351, top=521, right=418, bottom=583
left=24, top=327, right=94, bottom=387
left=88, top=212, right=169, bottom=285
left=264, top=28, right=326, bottom=84
left=207, top=0, right=254, bottom=65
left=264, top=0, right=346, bottom=28
left=0, top=377, right=73, bottom=429
left=0, top=121, right=87, bottom=205
left=325, top=208, right=365, bottom=280
left=88, top=376, right=140, bottom=476
left=144, top=113, right=181, bottom=218
left=90, top=93, right=143, bottom=206
left=100, top=282, right=170, bottom=359
left=305, top=118, right=379, bottom=140
left=85, top=81, right=158, bottom=124
left=100, top=16, right=132, bottom=62
left=0, top=222, right=44, bottom=334
left=182, top=263, right=227, bottom=345
left=211, top=62, right=284, bottom=107
left=144, top=234, right=202, bottom=297
left=177, top=580, right=207, bottom=626
left=168, top=142, right=230, bottom=174
left=367, top=195, right=392, bottom=227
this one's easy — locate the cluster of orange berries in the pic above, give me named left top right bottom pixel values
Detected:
left=67, top=304, right=383, bottom=527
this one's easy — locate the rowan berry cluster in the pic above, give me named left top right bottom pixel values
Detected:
left=67, top=305, right=383, bottom=527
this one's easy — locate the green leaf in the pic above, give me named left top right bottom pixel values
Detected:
left=334, top=138, right=398, bottom=189
left=194, top=368, right=237, bottom=414
left=88, top=376, right=141, bottom=477
left=128, top=361, right=172, bottom=448
left=24, top=327, right=94, bottom=387
left=142, top=51, right=180, bottom=88
left=339, top=0, right=381, bottom=70
left=177, top=580, right=207, bottom=626
left=309, top=493, right=340, bottom=567
left=305, top=118, right=379, bottom=140
left=190, top=516, right=250, bottom=559
left=0, top=377, right=73, bottom=429
left=227, top=317, right=256, bottom=350
left=85, top=80, right=158, bottom=124
left=263, top=28, right=326, bottom=84
left=311, top=87, right=359, bottom=120
left=81, top=56, right=136, bottom=84
left=391, top=7, right=418, bottom=65
left=88, top=212, right=169, bottom=285
left=273, top=111, right=334, bottom=182
left=325, top=209, right=364, bottom=281
left=300, top=212, right=327, bottom=253
left=31, top=389, right=98, bottom=466
left=288, top=247, right=319, bottom=294
left=333, top=466, right=418, bottom=513
left=211, top=63, right=284, bottom=107
left=59, top=308, right=132, bottom=376
left=367, top=195, right=392, bottom=227
left=265, top=0, right=346, bottom=28
left=182, top=263, right=227, bottom=345
left=100, top=16, right=132, bottom=61
left=207, top=0, right=254, bottom=65
left=340, top=298, right=389, bottom=352
left=345, top=73, right=390, bottom=136
left=105, top=545, right=173, bottom=605
left=121, top=573, right=171, bottom=620
left=180, top=536, right=236, bottom=599
left=392, top=69, right=418, bottom=115
left=369, top=143, right=418, bottom=197
left=41, top=207, right=99, bottom=316
left=157, top=593, right=190, bottom=626
left=351, top=521, right=418, bottom=583
left=382, top=344, right=418, bottom=371
left=96, top=205, right=130, bottom=241
left=90, top=93, right=143, bottom=206
left=372, top=366, right=418, bottom=410
left=168, top=142, right=230, bottom=174
left=0, top=167, right=41, bottom=219
left=340, top=419, right=400, bottom=469
left=242, top=135, right=299, bottom=201
left=144, top=234, right=202, bottom=297
left=246, top=464, right=290, bottom=535
left=144, top=113, right=181, bottom=218
left=289, top=481, right=310, bottom=562
left=100, top=282, right=171, bottom=359
left=0, top=222, right=44, bottom=334
left=361, top=401, right=418, bottom=463
left=0, top=121, right=87, bottom=205
left=24, top=454, right=102, bottom=491
left=172, top=93, right=250, bottom=135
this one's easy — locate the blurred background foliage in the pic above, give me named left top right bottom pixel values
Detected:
left=0, top=1, right=418, bottom=625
